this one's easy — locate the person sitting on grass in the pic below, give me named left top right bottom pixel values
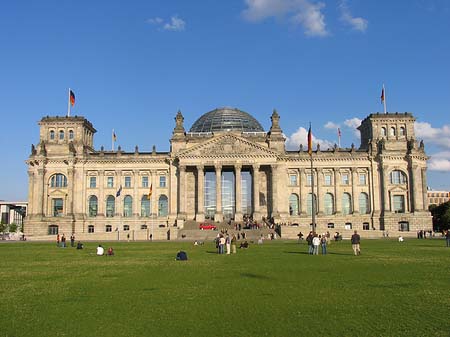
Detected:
left=76, top=241, right=84, bottom=250
left=107, top=247, right=114, bottom=256
left=96, top=245, right=104, bottom=256
left=176, top=250, right=188, bottom=261
left=239, top=240, right=249, bottom=249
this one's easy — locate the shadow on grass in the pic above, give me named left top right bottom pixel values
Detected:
left=240, top=272, right=271, bottom=280
left=285, top=251, right=353, bottom=256
left=206, top=250, right=219, bottom=254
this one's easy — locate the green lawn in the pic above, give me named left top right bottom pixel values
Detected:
left=1, top=238, right=449, bottom=337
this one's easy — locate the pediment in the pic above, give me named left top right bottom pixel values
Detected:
left=177, top=134, right=280, bottom=159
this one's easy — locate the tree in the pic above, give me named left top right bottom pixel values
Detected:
left=430, top=201, right=450, bottom=231
left=0, top=221, right=6, bottom=240
left=9, top=223, right=18, bottom=233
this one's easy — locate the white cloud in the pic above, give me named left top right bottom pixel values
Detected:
left=146, top=15, right=186, bottom=32
left=428, top=151, right=450, bottom=171
left=415, top=122, right=450, bottom=149
left=338, top=0, right=368, bottom=32
left=324, top=121, right=339, bottom=130
left=344, top=117, right=362, bottom=138
left=286, top=126, right=334, bottom=151
left=242, top=0, right=328, bottom=37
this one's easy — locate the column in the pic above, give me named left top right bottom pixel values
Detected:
left=298, top=168, right=304, bottom=215
left=252, top=164, right=260, bottom=220
left=235, top=164, right=242, bottom=222
left=421, top=168, right=428, bottom=211
left=382, top=166, right=390, bottom=213
left=215, top=165, right=223, bottom=222
left=351, top=167, right=357, bottom=214
left=36, top=168, right=45, bottom=217
left=196, top=165, right=205, bottom=222
left=115, top=170, right=122, bottom=217
left=317, top=168, right=323, bottom=215
left=334, top=168, right=341, bottom=214
left=67, top=167, right=74, bottom=216
left=133, top=169, right=139, bottom=217
left=179, top=165, right=186, bottom=218
left=98, top=170, right=104, bottom=217
left=271, top=164, right=279, bottom=218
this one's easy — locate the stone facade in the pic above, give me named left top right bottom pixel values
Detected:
left=24, top=109, right=432, bottom=238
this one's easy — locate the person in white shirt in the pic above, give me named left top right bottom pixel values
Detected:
left=312, top=235, right=320, bottom=255
left=96, top=245, right=104, bottom=256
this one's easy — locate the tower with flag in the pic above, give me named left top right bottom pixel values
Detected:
left=67, top=89, right=75, bottom=117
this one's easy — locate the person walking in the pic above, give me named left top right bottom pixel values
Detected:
left=351, top=230, right=361, bottom=255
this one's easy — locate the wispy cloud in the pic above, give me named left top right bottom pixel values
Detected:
left=338, top=0, right=368, bottom=32
left=324, top=117, right=362, bottom=139
left=242, top=0, right=328, bottom=37
left=415, top=121, right=450, bottom=150
left=146, top=15, right=186, bottom=32
left=428, top=151, right=450, bottom=172
left=286, top=126, right=334, bottom=151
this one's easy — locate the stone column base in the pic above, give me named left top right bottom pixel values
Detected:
left=196, top=213, right=205, bottom=222
left=214, top=212, right=223, bottom=222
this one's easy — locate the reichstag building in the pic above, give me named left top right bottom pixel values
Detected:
left=25, top=107, right=432, bottom=238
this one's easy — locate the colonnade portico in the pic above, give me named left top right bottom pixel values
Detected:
left=176, top=162, right=275, bottom=224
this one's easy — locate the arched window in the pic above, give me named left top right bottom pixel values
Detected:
left=50, top=130, right=55, bottom=140
left=158, top=195, right=168, bottom=217
left=106, top=195, right=115, bottom=217
left=88, top=195, right=98, bottom=217
left=59, top=130, right=65, bottom=140
left=289, top=194, right=299, bottom=216
left=123, top=195, right=133, bottom=217
left=306, top=193, right=317, bottom=216
left=342, top=193, right=352, bottom=215
left=390, top=127, right=396, bottom=137
left=359, top=192, right=370, bottom=214
left=141, top=195, right=151, bottom=217
left=69, top=130, right=74, bottom=140
left=399, top=126, right=406, bottom=136
left=88, top=225, right=95, bottom=233
left=390, top=170, right=407, bottom=184
left=324, top=193, right=334, bottom=215
left=50, top=174, right=67, bottom=187
left=381, top=127, right=387, bottom=137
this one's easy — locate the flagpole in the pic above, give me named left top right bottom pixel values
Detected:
left=310, top=153, right=316, bottom=232
left=383, top=84, right=387, bottom=114
left=112, top=129, right=114, bottom=151
left=338, top=128, right=341, bottom=148
left=67, top=88, right=71, bottom=117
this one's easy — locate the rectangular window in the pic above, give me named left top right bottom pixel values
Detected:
left=88, top=225, right=95, bottom=233
left=124, top=176, right=131, bottom=188
left=363, top=222, right=370, bottom=230
left=159, top=176, right=166, bottom=188
left=393, top=195, right=405, bottom=213
left=89, top=177, right=96, bottom=188
left=345, top=223, right=352, bottom=230
left=53, top=198, right=63, bottom=217
left=327, top=223, right=335, bottom=229
left=289, top=175, right=298, bottom=186
left=107, top=177, right=114, bottom=188
left=398, top=221, right=409, bottom=232
left=359, top=174, right=367, bottom=185
left=306, top=174, right=312, bottom=186
left=341, top=173, right=349, bottom=185
left=123, top=225, right=130, bottom=231
left=142, top=176, right=149, bottom=188
left=324, top=174, right=332, bottom=186
left=106, top=225, right=112, bottom=232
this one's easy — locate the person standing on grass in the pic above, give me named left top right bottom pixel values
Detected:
left=226, top=234, right=231, bottom=255
left=70, top=234, right=75, bottom=247
left=306, top=231, right=314, bottom=255
left=61, top=234, right=66, bottom=248
left=321, top=234, right=327, bottom=255
left=312, top=234, right=320, bottom=255
left=56, top=234, right=60, bottom=247
left=351, top=230, right=361, bottom=255
left=231, top=234, right=237, bottom=254
left=445, top=230, right=450, bottom=247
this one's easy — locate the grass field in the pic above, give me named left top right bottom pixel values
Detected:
left=1, top=238, right=449, bottom=337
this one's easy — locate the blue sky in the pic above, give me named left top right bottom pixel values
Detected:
left=1, top=0, right=449, bottom=201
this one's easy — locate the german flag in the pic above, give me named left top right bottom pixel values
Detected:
left=307, top=124, right=312, bottom=155
left=147, top=184, right=153, bottom=200
left=70, top=90, right=75, bottom=106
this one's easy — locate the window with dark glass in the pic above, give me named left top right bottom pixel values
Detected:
left=125, top=176, right=131, bottom=188
left=107, top=177, right=114, bottom=188
left=142, top=176, right=149, bottom=188
left=69, top=130, right=74, bottom=140
left=89, top=177, right=96, bottom=188
left=391, top=170, right=407, bottom=185
left=50, top=174, right=67, bottom=188
left=159, top=176, right=166, bottom=188
left=50, top=130, right=55, bottom=140
left=48, top=225, right=59, bottom=235
left=141, top=195, right=150, bottom=217
left=363, top=222, right=370, bottom=230
left=59, top=130, right=64, bottom=140
left=106, top=195, right=115, bottom=217
left=53, top=198, right=63, bottom=217
left=123, top=196, right=133, bottom=217
left=88, top=225, right=94, bottom=233
left=106, top=225, right=112, bottom=232
left=88, top=196, right=98, bottom=217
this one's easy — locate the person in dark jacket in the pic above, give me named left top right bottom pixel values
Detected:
left=351, top=230, right=361, bottom=255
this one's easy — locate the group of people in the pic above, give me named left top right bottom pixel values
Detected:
left=215, top=233, right=238, bottom=254
left=96, top=245, right=114, bottom=256
left=304, top=230, right=361, bottom=256
left=56, top=234, right=80, bottom=248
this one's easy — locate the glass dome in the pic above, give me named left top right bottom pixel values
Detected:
left=189, top=107, right=264, bottom=133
